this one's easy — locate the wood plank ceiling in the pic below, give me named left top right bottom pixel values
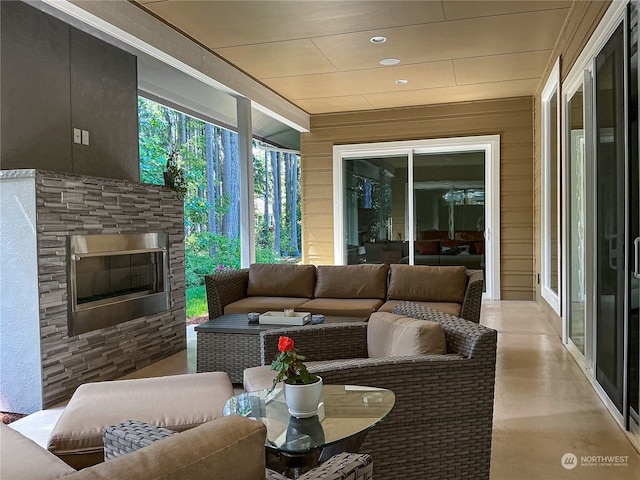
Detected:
left=133, top=0, right=572, bottom=115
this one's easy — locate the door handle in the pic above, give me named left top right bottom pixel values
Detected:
left=608, top=234, right=618, bottom=271
left=634, top=237, right=640, bottom=279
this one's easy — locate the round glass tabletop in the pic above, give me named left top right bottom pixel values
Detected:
left=223, top=384, right=395, bottom=454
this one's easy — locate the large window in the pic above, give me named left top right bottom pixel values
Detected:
left=334, top=136, right=500, bottom=299
left=138, top=97, right=301, bottom=317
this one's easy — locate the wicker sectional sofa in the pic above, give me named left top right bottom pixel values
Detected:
left=205, top=262, right=484, bottom=322
left=244, top=302, right=498, bottom=480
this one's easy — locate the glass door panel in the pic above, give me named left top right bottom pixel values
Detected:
left=550, top=91, right=561, bottom=295
left=568, top=86, right=587, bottom=354
left=343, top=155, right=407, bottom=265
left=629, top=0, right=639, bottom=424
left=594, top=23, right=626, bottom=412
left=412, top=152, right=485, bottom=274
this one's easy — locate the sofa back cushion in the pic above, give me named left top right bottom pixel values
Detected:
left=247, top=263, right=316, bottom=298
left=387, top=265, right=467, bottom=303
left=314, top=264, right=388, bottom=299
left=367, top=312, right=446, bottom=357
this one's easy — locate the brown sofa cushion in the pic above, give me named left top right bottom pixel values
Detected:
left=367, top=312, right=446, bottom=358
left=47, top=372, right=234, bottom=469
left=314, top=264, right=388, bottom=299
left=297, top=298, right=383, bottom=317
left=0, top=423, right=76, bottom=480
left=224, top=296, right=310, bottom=314
left=247, top=263, right=316, bottom=298
left=387, top=265, right=467, bottom=303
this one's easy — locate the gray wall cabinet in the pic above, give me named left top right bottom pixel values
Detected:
left=1, top=1, right=139, bottom=181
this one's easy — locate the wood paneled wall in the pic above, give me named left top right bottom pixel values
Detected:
left=301, top=97, right=535, bottom=300
left=533, top=1, right=611, bottom=329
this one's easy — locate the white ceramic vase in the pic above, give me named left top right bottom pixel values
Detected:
left=284, top=376, right=323, bottom=418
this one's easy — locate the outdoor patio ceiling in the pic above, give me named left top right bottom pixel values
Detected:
left=133, top=0, right=572, bottom=114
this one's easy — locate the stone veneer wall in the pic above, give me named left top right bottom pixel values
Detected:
left=33, top=170, right=186, bottom=408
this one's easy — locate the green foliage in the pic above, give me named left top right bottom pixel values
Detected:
left=138, top=96, right=302, bottom=316
left=138, top=98, right=169, bottom=185
left=185, top=232, right=240, bottom=288
left=186, top=285, right=208, bottom=318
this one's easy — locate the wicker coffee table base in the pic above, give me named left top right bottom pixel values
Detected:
left=197, top=331, right=260, bottom=383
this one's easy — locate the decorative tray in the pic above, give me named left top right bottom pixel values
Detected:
left=259, top=311, right=311, bottom=326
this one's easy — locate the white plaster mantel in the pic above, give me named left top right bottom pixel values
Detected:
left=0, top=170, right=42, bottom=413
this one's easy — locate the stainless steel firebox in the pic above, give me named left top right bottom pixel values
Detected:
left=67, top=233, right=170, bottom=336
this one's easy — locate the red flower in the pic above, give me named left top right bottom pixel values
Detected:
left=270, top=335, right=318, bottom=391
left=278, top=336, right=294, bottom=352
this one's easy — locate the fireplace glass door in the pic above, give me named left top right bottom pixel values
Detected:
left=75, top=251, right=162, bottom=306
left=68, top=233, right=169, bottom=336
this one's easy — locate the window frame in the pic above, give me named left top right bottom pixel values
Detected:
left=541, top=58, right=562, bottom=315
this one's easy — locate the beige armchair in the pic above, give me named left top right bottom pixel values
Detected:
left=2, top=415, right=372, bottom=480
left=102, top=418, right=373, bottom=480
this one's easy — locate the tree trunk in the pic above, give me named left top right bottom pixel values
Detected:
left=229, top=132, right=240, bottom=239
left=180, top=113, right=187, bottom=146
left=214, top=127, right=221, bottom=235
left=164, top=109, right=174, bottom=158
left=264, top=149, right=270, bottom=236
left=222, top=130, right=240, bottom=240
left=284, top=153, right=292, bottom=255
left=205, top=123, right=217, bottom=255
left=271, top=151, right=281, bottom=256
left=290, top=154, right=300, bottom=256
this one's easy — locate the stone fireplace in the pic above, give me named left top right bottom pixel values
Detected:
left=0, top=170, right=185, bottom=414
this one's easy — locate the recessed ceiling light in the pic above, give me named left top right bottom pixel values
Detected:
left=395, top=79, right=408, bottom=85
left=370, top=36, right=387, bottom=44
left=380, top=58, right=400, bottom=66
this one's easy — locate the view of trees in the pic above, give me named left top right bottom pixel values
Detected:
left=138, top=97, right=301, bottom=315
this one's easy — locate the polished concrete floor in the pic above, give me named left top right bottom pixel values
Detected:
left=9, top=301, right=640, bottom=479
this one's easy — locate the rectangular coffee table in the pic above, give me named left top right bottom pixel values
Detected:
left=195, top=313, right=366, bottom=383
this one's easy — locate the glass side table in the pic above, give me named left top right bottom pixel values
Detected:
left=223, top=384, right=395, bottom=478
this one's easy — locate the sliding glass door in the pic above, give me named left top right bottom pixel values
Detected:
left=412, top=152, right=485, bottom=276
left=594, top=22, right=626, bottom=413
left=628, top=0, right=639, bottom=431
left=334, top=136, right=500, bottom=299
left=342, top=154, right=407, bottom=265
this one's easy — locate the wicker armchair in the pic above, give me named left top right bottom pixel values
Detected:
left=205, top=267, right=484, bottom=322
left=255, top=303, right=497, bottom=480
